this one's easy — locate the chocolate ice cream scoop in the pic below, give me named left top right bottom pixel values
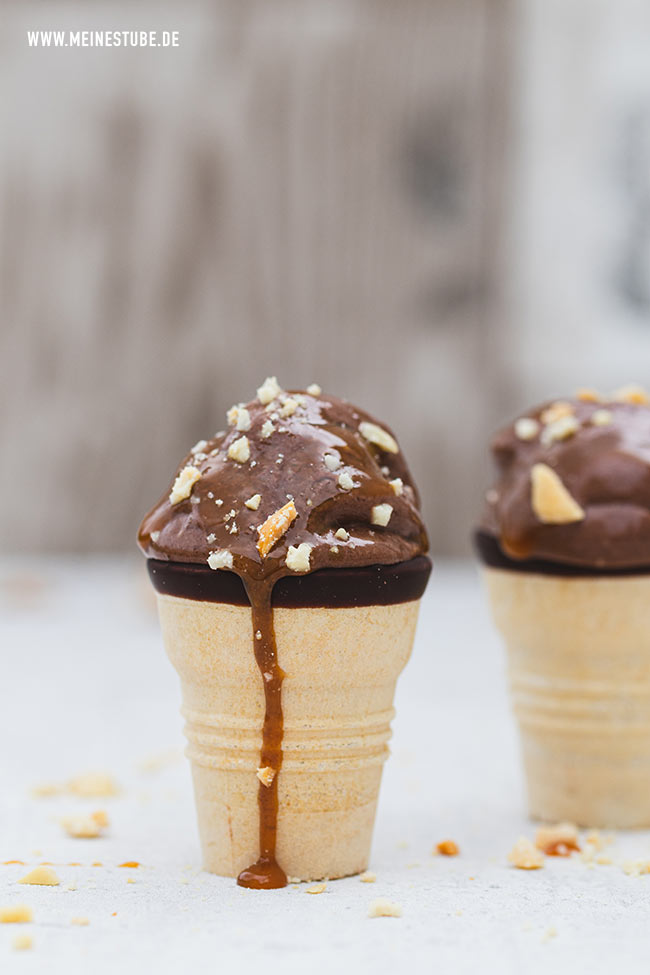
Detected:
left=138, top=378, right=428, bottom=573
left=138, top=379, right=430, bottom=890
left=477, top=385, right=650, bottom=571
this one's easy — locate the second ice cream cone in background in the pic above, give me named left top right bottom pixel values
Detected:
left=476, top=386, right=650, bottom=828
left=138, top=379, right=430, bottom=886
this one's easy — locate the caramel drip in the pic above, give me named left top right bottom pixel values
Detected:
left=236, top=579, right=287, bottom=890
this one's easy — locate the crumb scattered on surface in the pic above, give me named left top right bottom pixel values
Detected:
left=359, top=871, right=376, bottom=883
left=508, top=838, right=544, bottom=870
left=0, top=905, right=33, bottom=923
left=368, top=898, right=403, bottom=918
left=19, top=866, right=60, bottom=886
left=12, top=933, right=32, bottom=950
left=67, top=773, right=119, bottom=798
left=542, top=926, right=557, bottom=943
left=61, top=811, right=109, bottom=839
left=118, top=862, right=140, bottom=868
left=306, top=883, right=326, bottom=894
left=436, top=840, right=460, bottom=856
left=535, top=823, right=580, bottom=857
left=70, top=917, right=89, bottom=926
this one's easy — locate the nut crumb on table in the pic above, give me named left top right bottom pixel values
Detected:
left=535, top=822, right=580, bottom=857
left=19, top=866, right=60, bottom=886
left=359, top=871, right=376, bottom=883
left=12, top=933, right=33, bottom=950
left=436, top=839, right=460, bottom=856
left=306, top=883, right=327, bottom=894
left=0, top=904, right=33, bottom=923
left=368, top=899, right=403, bottom=918
left=508, top=838, right=544, bottom=870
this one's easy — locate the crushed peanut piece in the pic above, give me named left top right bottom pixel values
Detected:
left=371, top=504, right=393, bottom=527
left=67, top=772, right=120, bottom=799
left=338, top=472, right=356, bottom=491
left=531, top=464, right=585, bottom=524
left=514, top=417, right=540, bottom=441
left=19, top=866, right=59, bottom=886
left=591, top=409, right=613, bottom=426
left=257, top=501, right=298, bottom=557
left=261, top=420, right=275, bottom=439
left=257, top=376, right=282, bottom=405
left=150, top=531, right=160, bottom=543
left=623, top=859, right=650, bottom=876
left=535, top=822, right=580, bottom=857
left=61, top=814, right=104, bottom=839
left=0, top=905, right=33, bottom=923
left=227, top=404, right=252, bottom=431
left=540, top=414, right=580, bottom=446
left=324, top=452, right=341, bottom=472
left=207, top=550, right=234, bottom=571
left=359, top=871, right=376, bottom=883
left=541, top=401, right=574, bottom=425
left=576, top=387, right=600, bottom=402
left=508, top=837, right=544, bottom=870
left=330, top=546, right=339, bottom=554
left=280, top=398, right=298, bottom=418
left=306, top=383, right=322, bottom=397
left=436, top=840, right=460, bottom=856
left=12, top=933, right=32, bottom=950
left=169, top=466, right=201, bottom=505
left=286, top=543, right=313, bottom=573
left=191, top=439, right=208, bottom=454
left=71, top=917, right=90, bottom=926
left=245, top=494, right=261, bottom=510
left=256, top=767, right=276, bottom=788
left=334, top=527, right=349, bottom=541
left=227, top=435, right=250, bottom=464
left=368, top=899, right=403, bottom=918
left=389, top=477, right=404, bottom=496
left=306, top=883, right=327, bottom=894
left=359, top=421, right=399, bottom=454
left=613, top=384, right=649, bottom=405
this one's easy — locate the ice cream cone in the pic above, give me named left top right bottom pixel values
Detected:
left=484, top=567, right=650, bottom=828
left=157, top=591, right=422, bottom=880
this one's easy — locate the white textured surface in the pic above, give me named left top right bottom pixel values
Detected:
left=3, top=558, right=650, bottom=974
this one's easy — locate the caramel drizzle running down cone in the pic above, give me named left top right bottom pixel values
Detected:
left=236, top=578, right=287, bottom=890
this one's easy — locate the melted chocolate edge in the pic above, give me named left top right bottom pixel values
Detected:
left=475, top=530, right=650, bottom=577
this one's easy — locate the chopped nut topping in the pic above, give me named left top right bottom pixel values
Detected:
left=255, top=630, right=262, bottom=640
left=207, top=550, right=234, bottom=571
left=330, top=546, right=339, bottom=554
left=227, top=436, right=250, bottom=464
left=368, top=898, right=403, bottom=918
left=257, top=376, right=282, bottom=405
left=306, top=383, right=321, bottom=396
left=591, top=409, right=613, bottom=426
left=359, top=871, right=376, bottom=883
left=19, top=866, right=59, bottom=886
left=335, top=527, right=349, bottom=541
left=227, top=404, right=252, bottom=431
left=389, top=477, right=404, bottom=496
left=12, top=933, right=32, bottom=950
left=508, top=837, right=544, bottom=870
left=613, top=384, right=649, bottom=405
left=338, top=472, right=356, bottom=491
left=540, top=414, right=580, bottom=445
left=576, top=387, right=600, bottom=402
left=306, top=883, right=327, bottom=894
left=531, top=463, right=585, bottom=524
left=191, top=439, right=208, bottom=454
left=257, top=500, right=298, bottom=557
left=0, top=905, right=33, bottom=923
left=150, top=531, right=160, bottom=543
left=280, top=398, right=298, bottom=418
left=324, top=452, right=341, bottom=472
left=541, top=401, right=574, bottom=425
left=169, top=465, right=201, bottom=505
left=514, top=417, right=540, bottom=441
left=256, top=767, right=276, bottom=787
left=260, top=419, right=275, bottom=439
left=595, top=855, right=613, bottom=866
left=245, top=494, right=261, bottom=510
left=286, top=543, right=313, bottom=573
left=371, top=503, right=393, bottom=527
left=436, top=840, right=460, bottom=856
left=207, top=533, right=216, bottom=543
left=359, top=421, right=399, bottom=454
left=91, top=810, right=109, bottom=828
left=535, top=822, right=580, bottom=857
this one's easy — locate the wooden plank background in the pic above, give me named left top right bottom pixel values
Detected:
left=2, top=0, right=649, bottom=556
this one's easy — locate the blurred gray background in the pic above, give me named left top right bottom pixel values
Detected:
left=2, top=0, right=650, bottom=557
